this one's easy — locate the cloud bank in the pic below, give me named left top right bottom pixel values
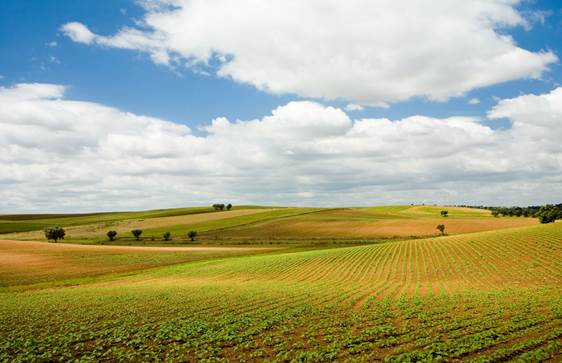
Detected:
left=1, top=83, right=561, bottom=212
left=60, top=0, right=557, bottom=105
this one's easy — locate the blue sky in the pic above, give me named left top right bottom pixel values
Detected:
left=1, top=0, right=561, bottom=128
left=1, top=0, right=561, bottom=211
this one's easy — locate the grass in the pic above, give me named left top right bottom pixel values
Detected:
left=0, top=221, right=560, bottom=361
left=0, top=205, right=271, bottom=235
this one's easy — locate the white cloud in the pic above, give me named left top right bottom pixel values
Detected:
left=468, top=98, right=480, bottom=105
left=46, top=41, right=58, bottom=47
left=61, top=0, right=557, bottom=105
left=345, top=104, right=364, bottom=112
left=1, top=83, right=561, bottom=212
left=60, top=22, right=96, bottom=44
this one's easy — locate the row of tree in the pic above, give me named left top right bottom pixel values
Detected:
left=213, top=203, right=232, bottom=211
left=45, top=227, right=198, bottom=242
left=111, top=229, right=198, bottom=242
left=489, top=204, right=562, bottom=223
left=454, top=203, right=562, bottom=224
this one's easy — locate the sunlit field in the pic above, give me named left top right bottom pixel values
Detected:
left=0, top=206, right=560, bottom=361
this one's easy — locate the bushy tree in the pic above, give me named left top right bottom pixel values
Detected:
left=436, top=224, right=446, bottom=235
left=537, top=205, right=561, bottom=224
left=107, top=230, right=117, bottom=241
left=440, top=210, right=448, bottom=217
left=226, top=203, right=232, bottom=211
left=44, top=226, right=65, bottom=242
left=163, top=232, right=171, bottom=241
left=131, top=229, right=143, bottom=241
left=187, top=230, right=197, bottom=241
left=212, top=203, right=225, bottom=211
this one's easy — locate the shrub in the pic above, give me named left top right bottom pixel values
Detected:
left=187, top=230, right=197, bottom=241
left=436, top=224, right=446, bottom=235
left=227, top=203, right=232, bottom=211
left=163, top=232, right=171, bottom=241
left=440, top=210, right=448, bottom=217
left=212, top=203, right=225, bottom=211
left=107, top=230, right=117, bottom=241
left=44, top=226, right=65, bottom=242
left=131, top=229, right=143, bottom=241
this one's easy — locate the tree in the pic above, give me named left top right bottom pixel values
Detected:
left=213, top=203, right=225, bottom=211
left=107, top=230, right=117, bottom=241
left=44, top=226, right=65, bottom=242
left=163, top=232, right=171, bottom=241
left=226, top=203, right=232, bottom=211
left=131, top=229, right=143, bottom=241
left=187, top=230, right=197, bottom=241
left=491, top=210, right=500, bottom=218
left=440, top=210, right=448, bottom=217
left=436, top=224, right=446, bottom=235
left=537, top=204, right=561, bottom=224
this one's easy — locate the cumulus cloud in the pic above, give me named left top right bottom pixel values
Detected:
left=345, top=104, right=364, bottom=112
left=468, top=98, right=480, bottom=105
left=1, top=83, right=561, bottom=212
left=60, top=0, right=557, bottom=105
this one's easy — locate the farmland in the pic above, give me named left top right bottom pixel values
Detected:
left=1, top=205, right=536, bottom=244
left=0, top=206, right=560, bottom=361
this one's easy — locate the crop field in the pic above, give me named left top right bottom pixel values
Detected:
left=0, top=215, right=560, bottom=361
left=0, top=205, right=277, bottom=236
left=1, top=207, right=323, bottom=244
left=0, top=239, right=280, bottom=289
left=206, top=207, right=537, bottom=241
left=1, top=206, right=536, bottom=245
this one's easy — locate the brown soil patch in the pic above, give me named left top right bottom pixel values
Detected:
left=0, top=239, right=277, bottom=288
left=215, top=217, right=537, bottom=239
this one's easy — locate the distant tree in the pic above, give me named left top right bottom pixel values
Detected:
left=537, top=204, right=561, bottom=224
left=187, top=230, right=197, bottom=241
left=131, top=229, right=143, bottom=241
left=212, top=203, right=226, bottom=211
left=163, top=232, right=171, bottom=241
left=491, top=210, right=500, bottom=218
left=44, top=226, right=65, bottom=242
left=107, top=230, right=117, bottom=241
left=436, top=224, right=446, bottom=236
left=226, top=203, right=232, bottom=211
left=538, top=215, right=554, bottom=224
left=440, top=210, right=448, bottom=217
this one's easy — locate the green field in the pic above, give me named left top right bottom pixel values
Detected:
left=0, top=206, right=560, bottom=361
left=1, top=205, right=537, bottom=244
left=0, top=205, right=272, bottom=235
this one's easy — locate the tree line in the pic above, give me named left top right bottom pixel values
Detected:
left=44, top=203, right=235, bottom=243
left=458, top=203, right=562, bottom=224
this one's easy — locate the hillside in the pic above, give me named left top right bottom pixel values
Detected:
left=1, top=222, right=560, bottom=361
left=1, top=205, right=538, bottom=244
